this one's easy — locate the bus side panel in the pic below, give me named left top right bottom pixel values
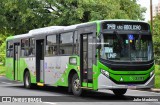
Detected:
left=55, top=56, right=80, bottom=87
left=44, top=56, right=71, bottom=86
left=19, top=57, right=36, bottom=83
left=92, top=64, right=99, bottom=90
left=6, top=58, right=14, bottom=80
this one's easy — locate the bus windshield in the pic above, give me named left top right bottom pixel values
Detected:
left=100, top=34, right=153, bottom=62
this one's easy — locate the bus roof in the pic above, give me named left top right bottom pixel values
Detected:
left=6, top=33, right=30, bottom=41
left=97, top=19, right=148, bottom=23
left=29, top=21, right=95, bottom=36
left=29, top=26, right=65, bottom=35
left=14, top=34, right=31, bottom=39
left=6, top=19, right=149, bottom=40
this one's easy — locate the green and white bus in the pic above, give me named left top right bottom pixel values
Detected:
left=6, top=20, right=154, bottom=96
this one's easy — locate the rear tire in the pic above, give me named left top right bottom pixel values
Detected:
left=112, top=89, right=127, bottom=96
left=24, top=71, right=32, bottom=89
left=71, top=73, right=83, bottom=96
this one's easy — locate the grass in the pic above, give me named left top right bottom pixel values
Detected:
left=0, top=65, right=5, bottom=76
left=155, top=65, right=160, bottom=88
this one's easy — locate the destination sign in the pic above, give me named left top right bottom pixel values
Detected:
left=102, top=22, right=149, bottom=31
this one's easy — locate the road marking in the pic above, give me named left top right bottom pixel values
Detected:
left=1, top=82, right=13, bottom=85
left=43, top=102, right=57, bottom=105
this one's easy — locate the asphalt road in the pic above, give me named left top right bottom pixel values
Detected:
left=0, top=76, right=160, bottom=105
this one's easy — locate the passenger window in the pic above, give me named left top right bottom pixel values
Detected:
left=29, top=38, right=35, bottom=56
left=73, top=31, right=78, bottom=54
left=21, top=39, right=29, bottom=57
left=60, top=32, right=73, bottom=55
left=46, top=35, right=57, bottom=56
left=6, top=41, right=13, bottom=57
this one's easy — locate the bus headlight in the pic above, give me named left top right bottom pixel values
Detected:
left=150, top=70, right=154, bottom=77
left=101, top=69, right=109, bottom=77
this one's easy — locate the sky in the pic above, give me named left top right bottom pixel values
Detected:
left=137, top=0, right=159, bottom=21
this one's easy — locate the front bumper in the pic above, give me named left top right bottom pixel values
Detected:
left=98, top=73, right=155, bottom=89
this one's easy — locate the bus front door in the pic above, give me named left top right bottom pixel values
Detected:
left=80, top=33, right=93, bottom=88
left=36, top=40, right=44, bottom=83
left=14, top=43, right=20, bottom=81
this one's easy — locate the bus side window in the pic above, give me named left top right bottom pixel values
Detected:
left=6, top=41, right=13, bottom=57
left=73, top=31, right=78, bottom=54
left=60, top=32, right=73, bottom=55
left=46, top=35, right=57, bottom=56
left=29, top=38, right=35, bottom=56
left=21, top=39, right=29, bottom=57
left=60, top=49, right=65, bottom=54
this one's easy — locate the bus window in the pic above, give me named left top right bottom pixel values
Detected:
left=29, top=38, right=35, bottom=56
left=21, top=39, right=29, bottom=57
left=100, top=34, right=153, bottom=62
left=60, top=32, right=73, bottom=55
left=46, top=35, right=57, bottom=56
left=8, top=41, right=13, bottom=49
left=6, top=41, right=13, bottom=57
left=73, top=31, right=78, bottom=54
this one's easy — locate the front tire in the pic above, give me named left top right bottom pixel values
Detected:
left=24, top=71, right=32, bottom=89
left=71, top=73, right=83, bottom=96
left=112, top=89, right=127, bottom=96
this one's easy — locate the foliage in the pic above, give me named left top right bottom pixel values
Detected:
left=153, top=15, right=160, bottom=64
left=155, top=65, right=160, bottom=88
left=0, top=65, right=5, bottom=76
left=44, top=0, right=146, bottom=26
left=0, top=0, right=146, bottom=34
left=0, top=0, right=52, bottom=35
left=0, top=33, right=9, bottom=65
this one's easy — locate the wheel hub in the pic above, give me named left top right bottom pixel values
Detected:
left=73, top=78, right=80, bottom=91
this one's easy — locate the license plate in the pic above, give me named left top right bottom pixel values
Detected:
left=127, top=85, right=136, bottom=89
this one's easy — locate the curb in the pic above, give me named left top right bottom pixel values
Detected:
left=137, top=88, right=160, bottom=93
left=150, top=88, right=160, bottom=93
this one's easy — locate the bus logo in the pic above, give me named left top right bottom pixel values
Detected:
left=2, top=97, right=11, bottom=102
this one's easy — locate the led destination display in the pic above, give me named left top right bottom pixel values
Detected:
left=103, top=21, right=149, bottom=31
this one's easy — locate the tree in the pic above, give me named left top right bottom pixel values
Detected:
left=119, top=0, right=146, bottom=20
left=0, top=0, right=53, bottom=34
left=44, top=0, right=147, bottom=26
left=0, top=33, right=9, bottom=65
left=0, top=0, right=146, bottom=34
left=153, top=15, right=160, bottom=64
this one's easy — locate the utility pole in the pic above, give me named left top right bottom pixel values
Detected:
left=150, top=0, right=153, bottom=34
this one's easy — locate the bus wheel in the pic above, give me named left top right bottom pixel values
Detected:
left=71, top=73, right=83, bottom=96
left=24, top=71, right=32, bottom=89
left=112, top=89, right=127, bottom=96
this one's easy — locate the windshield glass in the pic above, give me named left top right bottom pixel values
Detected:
left=100, top=34, right=153, bottom=62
